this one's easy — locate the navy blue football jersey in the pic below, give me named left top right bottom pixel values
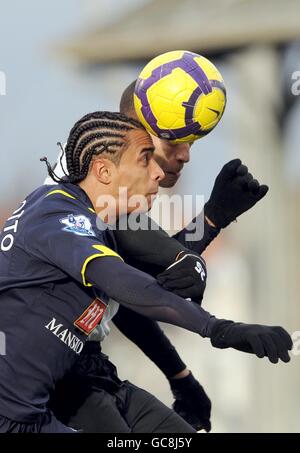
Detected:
left=0, top=182, right=122, bottom=422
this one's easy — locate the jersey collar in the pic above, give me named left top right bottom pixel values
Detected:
left=58, top=182, right=96, bottom=213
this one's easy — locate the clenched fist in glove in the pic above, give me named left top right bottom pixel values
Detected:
left=170, top=372, right=212, bottom=432
left=205, top=159, right=269, bottom=228
left=210, top=320, right=293, bottom=363
left=157, top=252, right=207, bottom=303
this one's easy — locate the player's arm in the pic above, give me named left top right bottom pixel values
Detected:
left=111, top=159, right=269, bottom=430
left=113, top=306, right=186, bottom=377
left=174, top=159, right=269, bottom=253
left=113, top=305, right=212, bottom=431
left=27, top=204, right=213, bottom=340
left=112, top=252, right=210, bottom=431
left=85, top=256, right=293, bottom=364
left=112, top=247, right=210, bottom=431
left=114, top=159, right=269, bottom=265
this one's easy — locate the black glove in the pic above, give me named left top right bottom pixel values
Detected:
left=170, top=373, right=211, bottom=432
left=210, top=320, right=293, bottom=364
left=205, top=159, right=269, bottom=228
left=157, top=252, right=207, bottom=303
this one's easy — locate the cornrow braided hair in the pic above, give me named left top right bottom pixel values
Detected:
left=41, top=111, right=143, bottom=184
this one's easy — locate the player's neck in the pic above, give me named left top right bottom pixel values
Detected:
left=78, top=179, right=120, bottom=225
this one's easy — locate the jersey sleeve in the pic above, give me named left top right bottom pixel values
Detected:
left=114, top=214, right=188, bottom=270
left=114, top=212, right=220, bottom=272
left=172, top=214, right=220, bottom=255
left=113, top=306, right=187, bottom=378
left=24, top=197, right=122, bottom=286
left=86, top=256, right=217, bottom=338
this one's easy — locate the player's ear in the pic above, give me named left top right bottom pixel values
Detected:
left=91, top=158, right=115, bottom=185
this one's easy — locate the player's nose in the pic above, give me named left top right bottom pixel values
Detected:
left=150, top=158, right=165, bottom=182
left=175, top=145, right=190, bottom=163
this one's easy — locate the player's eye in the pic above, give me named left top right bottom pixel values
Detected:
left=141, top=151, right=151, bottom=165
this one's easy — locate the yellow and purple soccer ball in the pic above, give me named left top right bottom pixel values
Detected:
left=134, top=50, right=226, bottom=143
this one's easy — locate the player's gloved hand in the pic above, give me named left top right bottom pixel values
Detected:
left=157, top=252, right=207, bottom=303
left=210, top=320, right=293, bottom=363
left=205, top=159, right=269, bottom=228
left=170, top=372, right=211, bottom=432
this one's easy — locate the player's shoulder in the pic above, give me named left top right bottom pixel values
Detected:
left=16, top=183, right=107, bottom=244
left=21, top=183, right=98, bottom=235
left=30, top=183, right=94, bottom=215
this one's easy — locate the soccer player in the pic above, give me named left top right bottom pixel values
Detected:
left=47, top=82, right=272, bottom=433
left=69, top=82, right=272, bottom=432
left=0, top=111, right=292, bottom=433
left=110, top=91, right=264, bottom=431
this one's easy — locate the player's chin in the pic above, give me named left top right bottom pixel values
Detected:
left=159, top=172, right=180, bottom=188
left=145, top=192, right=158, bottom=210
left=128, top=194, right=157, bottom=214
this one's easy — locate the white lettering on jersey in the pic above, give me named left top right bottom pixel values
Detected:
left=45, top=317, right=84, bottom=354
left=194, top=261, right=206, bottom=281
left=1, top=200, right=26, bottom=252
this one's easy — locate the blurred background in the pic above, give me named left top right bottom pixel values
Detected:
left=0, top=0, right=300, bottom=432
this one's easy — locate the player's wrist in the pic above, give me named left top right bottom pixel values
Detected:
left=170, top=372, right=209, bottom=402
left=204, top=201, right=231, bottom=229
left=169, top=368, right=190, bottom=380
left=174, top=249, right=190, bottom=261
left=205, top=215, right=217, bottom=228
left=209, top=319, right=236, bottom=349
left=169, top=371, right=197, bottom=392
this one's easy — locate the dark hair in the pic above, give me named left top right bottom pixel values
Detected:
left=42, top=111, right=143, bottom=183
left=119, top=80, right=137, bottom=118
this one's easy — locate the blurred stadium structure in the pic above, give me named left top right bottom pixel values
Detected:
left=0, top=0, right=300, bottom=432
left=59, top=0, right=300, bottom=62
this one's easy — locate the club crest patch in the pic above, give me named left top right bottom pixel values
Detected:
left=60, top=214, right=95, bottom=237
left=74, top=298, right=107, bottom=335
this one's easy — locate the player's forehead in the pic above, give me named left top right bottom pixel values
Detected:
left=152, top=135, right=191, bottom=151
left=165, top=139, right=191, bottom=149
left=126, top=128, right=154, bottom=150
